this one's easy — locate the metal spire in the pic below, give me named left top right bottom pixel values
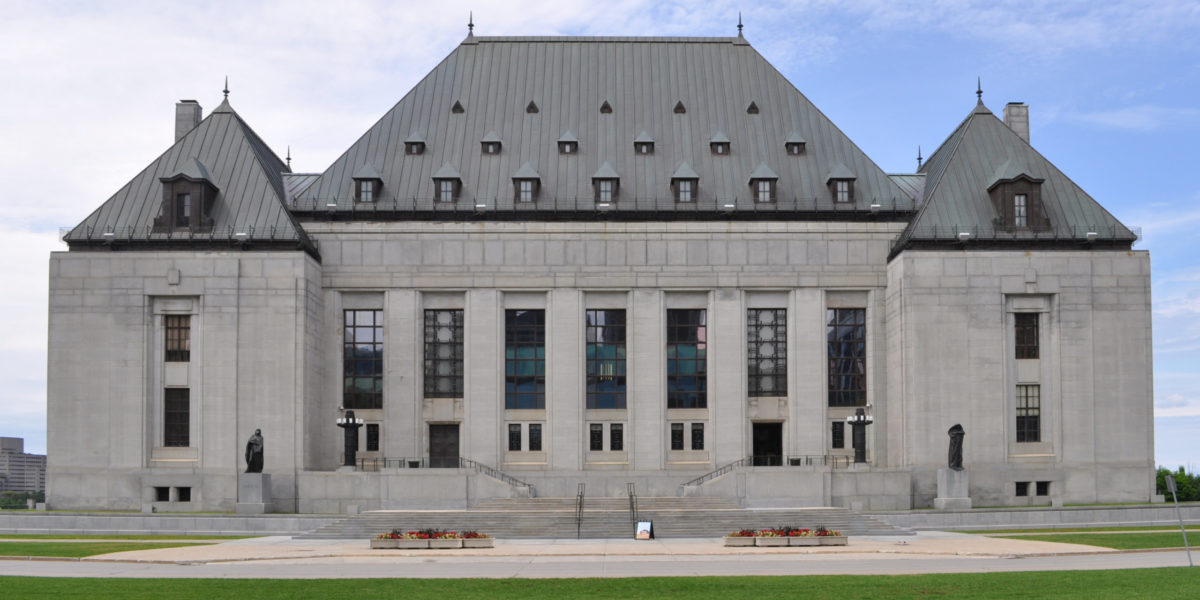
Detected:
left=468, top=12, right=474, bottom=37
left=917, top=146, right=923, bottom=170
left=223, top=76, right=229, bottom=99
left=976, top=77, right=982, bottom=102
left=286, top=146, right=292, bottom=169
left=737, top=12, right=743, bottom=36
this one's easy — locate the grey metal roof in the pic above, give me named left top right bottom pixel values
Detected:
left=284, top=173, right=320, bottom=203
left=895, top=100, right=1136, bottom=248
left=352, top=163, right=382, bottom=180
left=558, top=130, right=579, bottom=143
left=165, top=157, right=213, bottom=182
left=825, top=163, right=855, bottom=182
left=671, top=162, right=699, bottom=180
left=710, top=131, right=730, bottom=143
left=633, top=131, right=655, bottom=143
left=481, top=131, right=502, bottom=143
left=593, top=162, right=619, bottom=179
left=513, top=162, right=540, bottom=179
left=293, top=36, right=912, bottom=213
left=404, top=132, right=425, bottom=143
left=433, top=163, right=461, bottom=179
left=65, top=98, right=315, bottom=253
left=888, top=174, right=925, bottom=204
left=747, top=163, right=777, bottom=182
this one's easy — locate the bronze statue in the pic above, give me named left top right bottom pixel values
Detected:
left=947, top=424, right=965, bottom=471
left=245, top=429, right=264, bottom=473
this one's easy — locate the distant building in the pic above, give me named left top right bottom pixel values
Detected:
left=48, top=30, right=1154, bottom=513
left=0, top=438, right=46, bottom=493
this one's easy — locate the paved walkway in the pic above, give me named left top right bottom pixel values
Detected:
left=0, top=532, right=1193, bottom=578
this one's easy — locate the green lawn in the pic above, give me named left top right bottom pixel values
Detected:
left=1005, top=532, right=1192, bottom=550
left=1, top=569, right=1198, bottom=599
left=0, top=534, right=251, bottom=540
left=963, top=525, right=1200, bottom=534
left=0, top=541, right=213, bottom=558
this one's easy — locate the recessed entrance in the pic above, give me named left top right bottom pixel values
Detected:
left=752, top=422, right=783, bottom=466
left=429, top=424, right=460, bottom=468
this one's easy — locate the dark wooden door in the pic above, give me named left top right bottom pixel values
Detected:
left=752, top=422, right=783, bottom=466
left=429, top=424, right=460, bottom=468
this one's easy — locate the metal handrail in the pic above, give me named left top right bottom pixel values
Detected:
left=575, top=483, right=585, bottom=539
left=679, top=456, right=751, bottom=488
left=680, top=454, right=860, bottom=488
left=458, top=457, right=536, bottom=496
left=627, top=482, right=638, bottom=525
left=288, top=194, right=919, bottom=215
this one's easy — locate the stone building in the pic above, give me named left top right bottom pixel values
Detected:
left=0, top=438, right=47, bottom=493
left=47, top=31, right=1154, bottom=513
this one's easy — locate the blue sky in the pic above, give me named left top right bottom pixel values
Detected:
left=1, top=0, right=1197, bottom=470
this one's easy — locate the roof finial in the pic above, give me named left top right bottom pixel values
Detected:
left=468, top=12, right=474, bottom=37
left=223, top=76, right=229, bottom=99
left=286, top=146, right=292, bottom=169
left=916, top=146, right=923, bottom=170
left=737, top=12, right=744, bottom=36
left=976, top=76, right=982, bottom=102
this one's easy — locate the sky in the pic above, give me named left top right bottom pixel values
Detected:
left=1, top=0, right=1197, bottom=470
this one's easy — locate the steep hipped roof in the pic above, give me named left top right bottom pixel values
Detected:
left=65, top=98, right=315, bottom=255
left=294, top=36, right=911, bottom=213
left=893, top=100, right=1135, bottom=254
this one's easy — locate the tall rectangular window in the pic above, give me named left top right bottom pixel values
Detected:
left=610, top=424, right=623, bottom=451
left=164, top=315, right=191, bottom=362
left=831, top=421, right=845, bottom=449
left=677, top=179, right=693, bottom=202
left=670, top=423, right=684, bottom=450
left=827, top=308, right=866, bottom=407
left=508, top=424, right=522, bottom=451
left=424, top=309, right=464, bottom=398
left=358, top=180, right=374, bottom=203
left=748, top=309, right=787, bottom=396
left=174, top=193, right=191, bottom=228
left=590, top=423, right=604, bottom=451
left=586, top=309, right=626, bottom=409
left=517, top=180, right=534, bottom=203
left=1014, top=194, right=1028, bottom=227
left=691, top=423, right=704, bottom=450
left=1015, top=313, right=1039, bottom=359
left=505, top=309, right=545, bottom=409
left=835, top=180, right=851, bottom=203
left=598, top=179, right=614, bottom=203
left=667, top=309, right=707, bottom=409
left=344, top=309, right=383, bottom=409
left=756, top=180, right=772, bottom=203
left=164, top=388, right=189, bottom=447
left=366, top=423, right=379, bottom=452
left=438, top=180, right=455, bottom=203
left=1016, top=384, right=1041, bottom=442
left=528, top=424, right=542, bottom=451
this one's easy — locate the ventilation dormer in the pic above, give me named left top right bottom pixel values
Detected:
left=633, top=131, right=654, bottom=155
left=670, top=163, right=699, bottom=203
left=432, top=163, right=463, bottom=203
left=481, top=131, right=502, bottom=155
left=558, top=130, right=579, bottom=155
left=826, top=163, right=856, bottom=204
left=592, top=162, right=620, bottom=204
left=748, top=163, right=778, bottom=203
left=153, top=158, right=217, bottom=232
left=785, top=131, right=806, bottom=155
left=710, top=131, right=731, bottom=155
left=404, top=132, right=426, bottom=155
left=512, top=162, right=541, bottom=203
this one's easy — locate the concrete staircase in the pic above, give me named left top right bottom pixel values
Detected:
left=298, top=496, right=910, bottom=539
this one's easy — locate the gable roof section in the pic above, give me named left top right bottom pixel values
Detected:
left=65, top=99, right=315, bottom=255
left=293, top=36, right=913, bottom=214
left=892, top=100, right=1135, bottom=256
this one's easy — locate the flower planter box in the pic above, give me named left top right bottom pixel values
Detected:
left=788, top=537, right=820, bottom=546
left=818, top=535, right=847, bottom=546
left=724, top=536, right=756, bottom=547
left=754, top=536, right=788, bottom=547
left=462, top=537, right=494, bottom=548
left=396, top=538, right=430, bottom=549
left=429, top=538, right=463, bottom=549
left=370, top=539, right=400, bottom=549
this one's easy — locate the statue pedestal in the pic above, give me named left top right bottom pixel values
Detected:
left=934, top=468, right=972, bottom=510
left=237, top=473, right=273, bottom=514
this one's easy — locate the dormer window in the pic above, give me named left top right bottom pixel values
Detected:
left=633, top=132, right=654, bottom=155
left=785, top=132, right=806, bottom=155
left=351, top=164, right=383, bottom=203
left=747, top=163, right=778, bottom=204
left=670, top=163, right=700, bottom=204
left=432, top=163, right=463, bottom=204
left=153, top=158, right=217, bottom=233
left=356, top=179, right=378, bottom=203
left=558, top=131, right=580, bottom=155
left=710, top=132, right=730, bottom=155
left=405, top=141, right=425, bottom=155
left=512, top=163, right=541, bottom=203
left=592, top=163, right=620, bottom=204
left=987, top=161, right=1047, bottom=231
left=481, top=132, right=502, bottom=155
left=832, top=179, right=853, bottom=203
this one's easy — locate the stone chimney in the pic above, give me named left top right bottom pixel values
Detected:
left=1004, top=102, right=1030, bottom=144
left=175, top=100, right=202, bottom=141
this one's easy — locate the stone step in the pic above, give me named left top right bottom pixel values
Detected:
left=298, top=497, right=909, bottom=539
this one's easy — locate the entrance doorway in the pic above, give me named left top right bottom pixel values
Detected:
left=752, top=422, right=783, bottom=466
left=429, top=424, right=460, bottom=468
